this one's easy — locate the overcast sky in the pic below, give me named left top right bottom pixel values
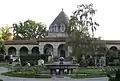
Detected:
left=0, top=0, right=120, bottom=40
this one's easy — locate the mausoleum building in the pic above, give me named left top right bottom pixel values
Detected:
left=4, top=10, right=120, bottom=58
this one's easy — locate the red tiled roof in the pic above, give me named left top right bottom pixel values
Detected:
left=4, top=40, right=38, bottom=45
left=4, top=37, right=67, bottom=45
left=105, top=40, right=120, bottom=44
left=4, top=39, right=120, bottom=45
left=38, top=37, right=67, bottom=42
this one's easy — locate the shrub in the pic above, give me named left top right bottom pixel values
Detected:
left=20, top=54, right=41, bottom=66
left=107, top=69, right=120, bottom=81
left=0, top=79, right=3, bottom=81
left=0, top=54, right=4, bottom=61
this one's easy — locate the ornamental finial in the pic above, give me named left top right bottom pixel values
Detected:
left=62, top=8, right=63, bottom=11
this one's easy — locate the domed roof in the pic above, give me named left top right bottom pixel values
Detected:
left=49, top=9, right=69, bottom=32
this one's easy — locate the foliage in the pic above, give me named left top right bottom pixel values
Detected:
left=0, top=26, right=12, bottom=40
left=20, top=54, right=49, bottom=66
left=106, top=56, right=120, bottom=66
left=92, top=38, right=107, bottom=56
left=68, top=3, right=99, bottom=36
left=67, top=3, right=102, bottom=61
left=0, top=79, right=3, bottom=81
left=20, top=54, right=41, bottom=66
left=0, top=26, right=12, bottom=55
left=0, top=41, right=5, bottom=55
left=107, top=69, right=120, bottom=81
left=2, top=66, right=51, bottom=78
left=12, top=20, right=48, bottom=40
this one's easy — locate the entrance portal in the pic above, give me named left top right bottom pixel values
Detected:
left=60, top=50, right=65, bottom=57
left=58, top=44, right=66, bottom=57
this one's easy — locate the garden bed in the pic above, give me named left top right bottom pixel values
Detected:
left=1, top=65, right=51, bottom=78
left=1, top=71, right=51, bottom=78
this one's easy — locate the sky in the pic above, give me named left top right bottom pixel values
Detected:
left=0, top=0, right=120, bottom=40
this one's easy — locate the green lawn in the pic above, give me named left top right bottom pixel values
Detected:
left=71, top=67, right=107, bottom=78
left=1, top=71, right=51, bottom=78
left=0, top=62, right=8, bottom=67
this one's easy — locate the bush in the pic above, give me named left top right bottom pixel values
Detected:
left=116, top=69, right=120, bottom=78
left=0, top=79, right=3, bottom=81
left=0, top=55, right=4, bottom=61
left=5, top=55, right=10, bottom=62
left=20, top=54, right=41, bottom=66
left=107, top=69, right=120, bottom=81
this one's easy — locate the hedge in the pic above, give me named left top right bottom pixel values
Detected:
left=20, top=54, right=51, bottom=66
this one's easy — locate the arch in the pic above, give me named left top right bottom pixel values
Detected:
left=108, top=46, right=118, bottom=56
left=44, top=44, right=53, bottom=55
left=110, top=46, right=118, bottom=51
left=32, top=47, right=39, bottom=54
left=8, top=47, right=16, bottom=56
left=20, top=47, right=28, bottom=56
left=58, top=44, right=66, bottom=57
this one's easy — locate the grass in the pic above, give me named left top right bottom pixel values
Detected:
left=0, top=62, right=8, bottom=67
left=71, top=67, right=107, bottom=78
left=1, top=64, right=118, bottom=79
left=71, top=74, right=106, bottom=78
left=1, top=71, right=52, bottom=78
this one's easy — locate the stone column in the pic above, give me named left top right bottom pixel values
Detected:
left=53, top=47, right=58, bottom=56
left=68, top=46, right=72, bottom=56
left=16, top=50, right=19, bottom=56
left=70, top=69, right=73, bottom=74
left=39, top=43, right=44, bottom=54
left=6, top=50, right=8, bottom=55
left=53, top=44, right=58, bottom=56
left=28, top=50, right=31, bottom=54
left=102, top=56, right=106, bottom=66
left=95, top=57, right=97, bottom=67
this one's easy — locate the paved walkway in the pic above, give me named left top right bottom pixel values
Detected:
left=0, top=67, right=108, bottom=81
left=0, top=67, right=8, bottom=73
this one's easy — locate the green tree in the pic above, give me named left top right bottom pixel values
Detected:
left=0, top=41, right=5, bottom=54
left=67, top=3, right=100, bottom=61
left=0, top=26, right=12, bottom=40
left=12, top=20, right=48, bottom=40
left=0, top=26, right=12, bottom=54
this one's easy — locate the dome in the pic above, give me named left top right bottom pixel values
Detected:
left=49, top=9, right=69, bottom=32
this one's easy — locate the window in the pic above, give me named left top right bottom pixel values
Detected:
left=60, top=23, right=65, bottom=32
left=54, top=24, right=58, bottom=32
